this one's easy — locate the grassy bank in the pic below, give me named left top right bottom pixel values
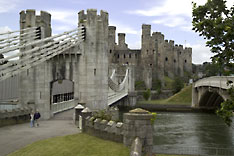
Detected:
left=138, top=85, right=192, bottom=105
left=7, top=132, right=194, bottom=156
left=7, top=133, right=129, bottom=156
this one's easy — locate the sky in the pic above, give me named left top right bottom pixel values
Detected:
left=0, top=0, right=233, bottom=64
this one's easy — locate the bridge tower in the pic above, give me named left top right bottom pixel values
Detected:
left=77, top=9, right=109, bottom=110
left=19, top=10, right=52, bottom=119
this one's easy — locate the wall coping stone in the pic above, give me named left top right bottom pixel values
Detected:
left=107, top=120, right=116, bottom=126
left=124, top=113, right=153, bottom=120
left=129, top=108, right=149, bottom=114
left=100, top=119, right=108, bottom=124
left=116, top=122, right=123, bottom=128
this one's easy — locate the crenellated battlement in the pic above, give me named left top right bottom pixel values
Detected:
left=142, top=24, right=151, bottom=36
left=20, top=9, right=51, bottom=37
left=78, top=9, right=108, bottom=25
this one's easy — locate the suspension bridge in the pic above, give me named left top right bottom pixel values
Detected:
left=0, top=9, right=135, bottom=119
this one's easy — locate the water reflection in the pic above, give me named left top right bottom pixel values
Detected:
left=153, top=112, right=234, bottom=155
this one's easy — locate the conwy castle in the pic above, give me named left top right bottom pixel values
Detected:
left=108, top=24, right=192, bottom=88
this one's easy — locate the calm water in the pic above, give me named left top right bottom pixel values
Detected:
left=153, top=112, right=234, bottom=155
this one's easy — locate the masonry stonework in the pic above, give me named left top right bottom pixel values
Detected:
left=108, top=23, right=193, bottom=88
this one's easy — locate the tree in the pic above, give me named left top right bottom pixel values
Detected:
left=192, top=0, right=234, bottom=70
left=192, top=0, right=234, bottom=126
left=172, top=77, right=184, bottom=94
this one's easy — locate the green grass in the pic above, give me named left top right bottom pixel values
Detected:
left=7, top=133, right=129, bottom=156
left=163, top=76, right=174, bottom=89
left=138, top=85, right=192, bottom=105
left=155, top=154, right=191, bottom=156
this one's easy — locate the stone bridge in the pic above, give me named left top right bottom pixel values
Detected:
left=192, top=76, right=234, bottom=109
left=0, top=9, right=136, bottom=120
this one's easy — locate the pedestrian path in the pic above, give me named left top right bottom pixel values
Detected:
left=0, top=109, right=79, bottom=156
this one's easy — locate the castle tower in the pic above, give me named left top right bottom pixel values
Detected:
left=108, top=26, right=116, bottom=63
left=19, top=10, right=52, bottom=119
left=108, top=26, right=116, bottom=46
left=141, top=24, right=151, bottom=59
left=178, top=45, right=184, bottom=77
left=117, top=33, right=128, bottom=50
left=78, top=9, right=109, bottom=110
left=184, top=47, right=192, bottom=74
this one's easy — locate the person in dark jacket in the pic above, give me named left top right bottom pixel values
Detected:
left=34, top=110, right=41, bottom=127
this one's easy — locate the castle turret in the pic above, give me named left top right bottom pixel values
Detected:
left=118, top=33, right=127, bottom=49
left=108, top=26, right=116, bottom=45
left=19, top=9, right=52, bottom=119
left=152, top=32, right=164, bottom=43
left=169, top=40, right=174, bottom=47
left=20, top=9, right=51, bottom=39
left=77, top=9, right=109, bottom=111
left=142, top=24, right=151, bottom=37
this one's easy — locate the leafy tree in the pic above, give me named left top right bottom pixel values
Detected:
left=135, top=81, right=146, bottom=90
left=216, top=82, right=234, bottom=126
left=192, top=0, right=234, bottom=70
left=172, top=77, right=184, bottom=94
left=143, top=89, right=151, bottom=101
left=192, top=0, right=234, bottom=126
left=203, top=62, right=220, bottom=76
left=152, top=79, right=161, bottom=93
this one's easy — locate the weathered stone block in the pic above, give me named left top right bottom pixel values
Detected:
left=100, top=119, right=108, bottom=131
left=94, top=118, right=101, bottom=130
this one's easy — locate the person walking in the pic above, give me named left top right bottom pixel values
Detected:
left=34, top=110, right=41, bottom=127
left=30, top=111, right=34, bottom=128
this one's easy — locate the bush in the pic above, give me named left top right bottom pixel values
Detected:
left=93, top=110, right=111, bottom=121
left=150, top=112, right=157, bottom=124
left=172, top=77, right=184, bottom=94
left=135, top=81, right=146, bottom=90
left=152, top=79, right=161, bottom=93
left=143, top=89, right=151, bottom=100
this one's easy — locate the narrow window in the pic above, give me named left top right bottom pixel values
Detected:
left=124, top=54, right=126, bottom=58
left=110, top=50, right=112, bottom=54
left=94, top=68, right=96, bottom=76
left=165, top=57, right=168, bottom=61
left=185, top=60, right=187, bottom=63
left=129, top=54, right=131, bottom=58
left=117, top=54, right=119, bottom=58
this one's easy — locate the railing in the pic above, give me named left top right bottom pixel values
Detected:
left=194, top=76, right=234, bottom=89
left=153, top=145, right=234, bottom=156
left=0, top=104, right=19, bottom=110
left=51, top=100, right=75, bottom=114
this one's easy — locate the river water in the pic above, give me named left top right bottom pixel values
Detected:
left=153, top=112, right=234, bottom=155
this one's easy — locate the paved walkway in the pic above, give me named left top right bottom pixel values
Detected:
left=0, top=110, right=80, bottom=156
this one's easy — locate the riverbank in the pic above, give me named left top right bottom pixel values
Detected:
left=134, top=103, right=215, bottom=113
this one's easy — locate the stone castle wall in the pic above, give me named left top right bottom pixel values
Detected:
left=108, top=24, right=193, bottom=88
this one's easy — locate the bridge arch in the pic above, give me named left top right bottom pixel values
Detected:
left=199, top=90, right=224, bottom=108
left=192, top=76, right=234, bottom=109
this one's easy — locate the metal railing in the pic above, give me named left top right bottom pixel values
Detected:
left=51, top=100, right=75, bottom=114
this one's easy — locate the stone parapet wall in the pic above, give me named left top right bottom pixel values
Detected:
left=77, top=107, right=154, bottom=156
left=84, top=116, right=124, bottom=143
left=0, top=107, right=31, bottom=127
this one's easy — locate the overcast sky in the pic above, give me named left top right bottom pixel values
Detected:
left=0, top=0, right=233, bottom=64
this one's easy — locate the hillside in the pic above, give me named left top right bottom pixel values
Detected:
left=138, top=85, right=192, bottom=105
